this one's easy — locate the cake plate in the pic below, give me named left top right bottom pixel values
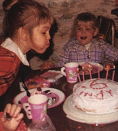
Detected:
left=63, top=95, right=118, bottom=124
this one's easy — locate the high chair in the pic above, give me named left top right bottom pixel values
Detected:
left=97, top=15, right=115, bottom=47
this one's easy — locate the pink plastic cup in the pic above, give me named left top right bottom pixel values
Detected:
left=61, top=62, right=79, bottom=83
left=23, top=94, right=48, bottom=122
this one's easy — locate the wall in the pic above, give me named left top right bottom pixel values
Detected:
left=0, top=0, right=117, bottom=63
left=0, top=0, right=4, bottom=34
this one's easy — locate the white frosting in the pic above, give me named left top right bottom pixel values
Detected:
left=72, top=78, right=118, bottom=114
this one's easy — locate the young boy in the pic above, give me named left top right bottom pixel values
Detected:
left=56, top=12, right=118, bottom=67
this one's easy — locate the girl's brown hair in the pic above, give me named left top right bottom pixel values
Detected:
left=70, top=12, right=99, bottom=38
left=2, top=0, right=53, bottom=39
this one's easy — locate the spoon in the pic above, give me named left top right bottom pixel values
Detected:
left=21, top=71, right=31, bottom=97
left=22, top=81, right=31, bottom=97
left=4, top=112, right=11, bottom=120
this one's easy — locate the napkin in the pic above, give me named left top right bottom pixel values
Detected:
left=40, top=70, right=63, bottom=82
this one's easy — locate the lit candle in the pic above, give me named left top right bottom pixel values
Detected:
left=82, top=66, right=85, bottom=81
left=112, top=65, right=115, bottom=81
left=105, top=65, right=110, bottom=80
left=98, top=63, right=100, bottom=79
left=88, top=64, right=92, bottom=79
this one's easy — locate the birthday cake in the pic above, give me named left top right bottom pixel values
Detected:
left=72, top=78, right=118, bottom=114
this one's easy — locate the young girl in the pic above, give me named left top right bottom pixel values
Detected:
left=0, top=0, right=54, bottom=130
left=0, top=0, right=53, bottom=96
left=56, top=12, right=118, bottom=67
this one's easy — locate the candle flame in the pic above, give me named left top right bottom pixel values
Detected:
left=77, top=68, right=79, bottom=72
left=82, top=66, right=84, bottom=70
left=105, top=65, right=110, bottom=71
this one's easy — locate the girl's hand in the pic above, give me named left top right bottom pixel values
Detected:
left=1, top=104, right=24, bottom=131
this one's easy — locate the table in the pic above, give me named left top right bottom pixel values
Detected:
left=3, top=63, right=118, bottom=131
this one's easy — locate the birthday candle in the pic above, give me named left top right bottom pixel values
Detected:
left=78, top=74, right=81, bottom=83
left=88, top=64, right=92, bottom=79
left=112, top=65, right=115, bottom=81
left=98, top=63, right=100, bottom=79
left=82, top=66, right=85, bottom=81
left=105, top=65, right=109, bottom=80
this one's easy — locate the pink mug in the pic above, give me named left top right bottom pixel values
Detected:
left=61, top=62, right=79, bottom=83
left=23, top=94, right=48, bottom=122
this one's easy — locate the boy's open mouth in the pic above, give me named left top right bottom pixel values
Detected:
left=81, top=36, right=87, bottom=39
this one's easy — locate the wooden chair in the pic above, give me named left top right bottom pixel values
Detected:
left=97, top=15, right=115, bottom=46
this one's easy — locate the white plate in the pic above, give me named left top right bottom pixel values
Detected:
left=78, top=62, right=103, bottom=75
left=63, top=95, right=118, bottom=124
left=13, top=88, right=65, bottom=109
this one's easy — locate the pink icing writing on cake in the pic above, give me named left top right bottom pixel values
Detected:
left=72, top=78, right=118, bottom=114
